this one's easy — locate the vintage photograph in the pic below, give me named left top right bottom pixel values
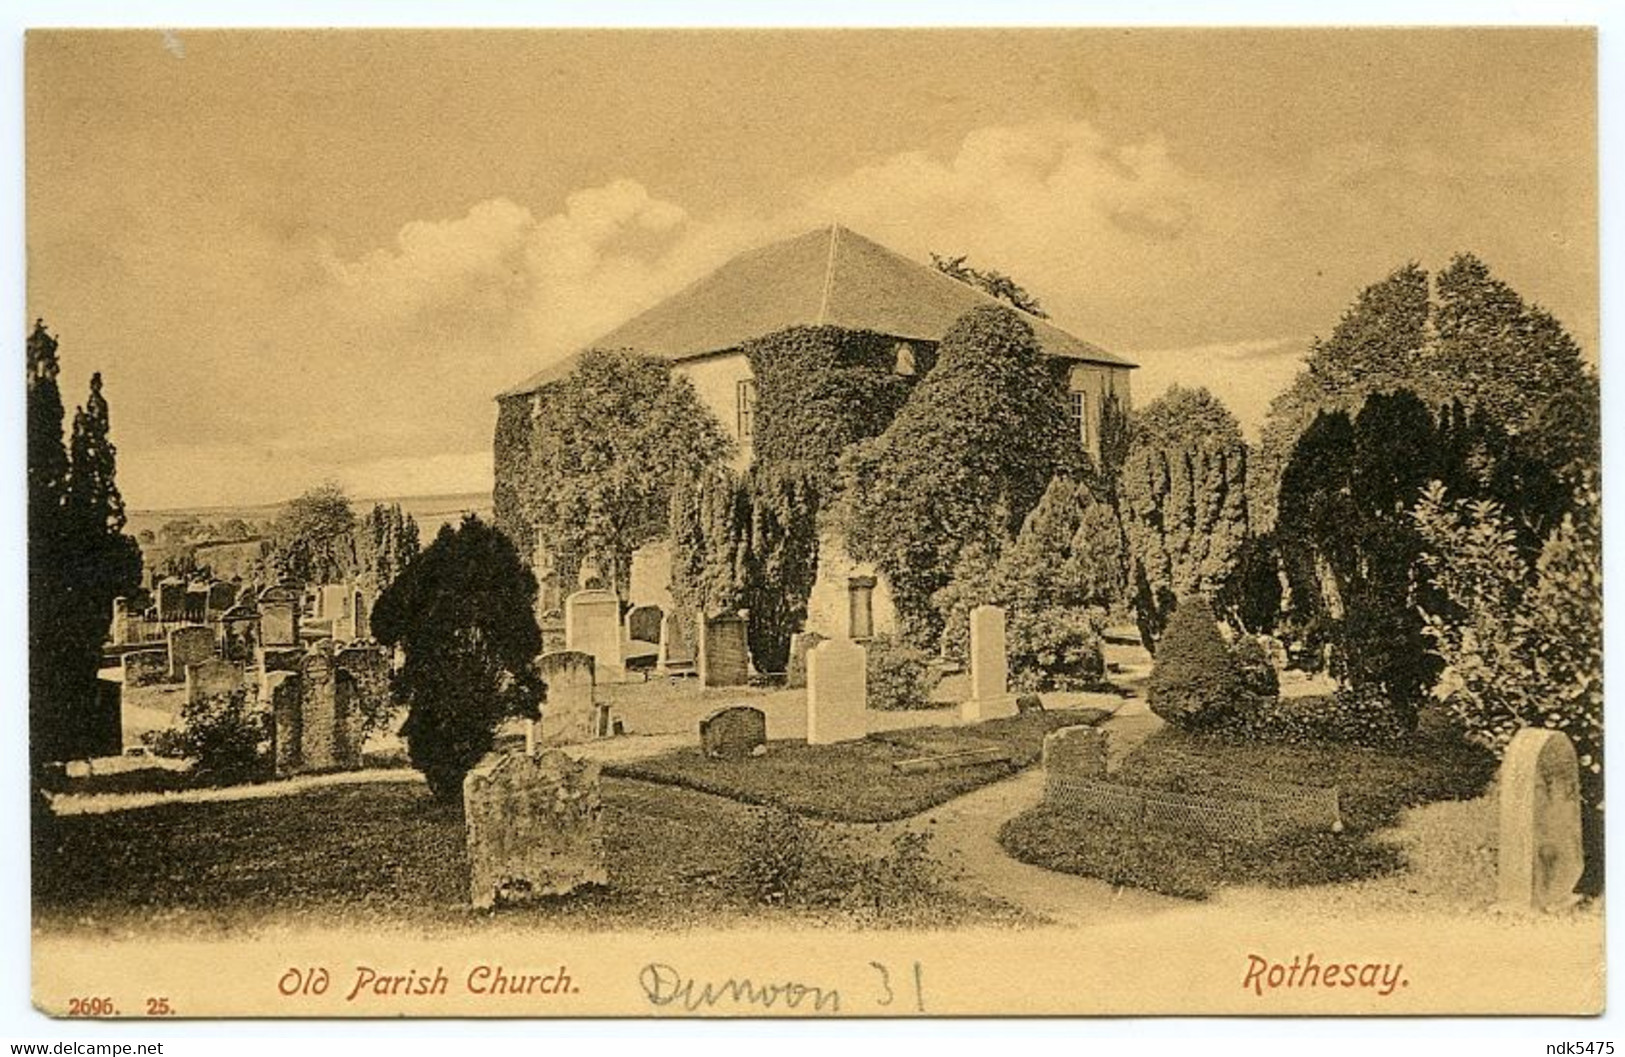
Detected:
left=24, top=27, right=1601, bottom=1016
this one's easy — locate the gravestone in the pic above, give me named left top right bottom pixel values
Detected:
left=184, top=583, right=210, bottom=624
left=220, top=604, right=261, bottom=662
left=657, top=610, right=696, bottom=673
left=1498, top=728, right=1585, bottom=911
left=1042, top=725, right=1109, bottom=800
left=335, top=643, right=391, bottom=734
left=267, top=671, right=303, bottom=777
left=121, top=649, right=169, bottom=688
left=156, top=578, right=186, bottom=622
left=206, top=581, right=238, bottom=619
left=699, top=613, right=750, bottom=687
left=297, top=646, right=362, bottom=773
left=464, top=750, right=607, bottom=909
left=627, top=604, right=664, bottom=645
left=564, top=589, right=622, bottom=681
left=186, top=658, right=243, bottom=706
left=258, top=586, right=301, bottom=647
left=111, top=597, right=129, bottom=646
left=700, top=706, right=768, bottom=759
left=167, top=625, right=216, bottom=681
left=961, top=604, right=1017, bottom=722
left=89, top=677, right=124, bottom=757
left=537, top=650, right=596, bottom=746
left=786, top=631, right=827, bottom=690
left=806, top=638, right=868, bottom=745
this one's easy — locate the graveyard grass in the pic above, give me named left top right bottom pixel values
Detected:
left=32, top=775, right=1025, bottom=936
left=1000, top=712, right=1500, bottom=900
left=605, top=710, right=1110, bottom=822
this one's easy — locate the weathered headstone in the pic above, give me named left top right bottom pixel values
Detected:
left=537, top=650, right=596, bottom=746
left=464, top=750, right=607, bottom=909
left=258, top=586, right=301, bottom=647
left=627, top=604, right=664, bottom=645
left=156, top=577, right=186, bottom=622
left=267, top=670, right=303, bottom=777
left=847, top=575, right=877, bottom=641
left=335, top=643, right=391, bottom=733
left=656, top=610, right=696, bottom=673
left=1498, top=728, right=1585, bottom=911
left=564, top=589, right=623, bottom=681
left=184, top=583, right=210, bottom=624
left=297, top=645, right=362, bottom=772
left=786, top=631, right=828, bottom=690
left=167, top=625, right=215, bottom=681
left=220, top=604, right=261, bottom=662
left=121, top=649, right=169, bottom=688
left=111, top=597, right=130, bottom=646
left=807, top=638, right=867, bottom=745
left=962, top=604, right=1017, bottom=722
left=699, top=613, right=750, bottom=687
left=700, top=706, right=768, bottom=759
left=206, top=580, right=238, bottom=619
left=186, top=658, right=243, bottom=706
left=1042, top=725, right=1109, bottom=799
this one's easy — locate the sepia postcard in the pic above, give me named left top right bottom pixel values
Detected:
left=24, top=27, right=1602, bottom=1018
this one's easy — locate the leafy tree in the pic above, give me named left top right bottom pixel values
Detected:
left=270, top=483, right=356, bottom=584
left=842, top=305, right=1087, bottom=645
left=1414, top=473, right=1602, bottom=890
left=1276, top=391, right=1444, bottom=723
left=930, top=253, right=1050, bottom=318
left=668, top=465, right=820, bottom=673
left=1118, top=385, right=1250, bottom=650
left=523, top=349, right=733, bottom=597
left=28, top=324, right=142, bottom=768
left=1432, top=253, right=1590, bottom=434
left=354, top=502, right=421, bottom=596
left=370, top=516, right=545, bottom=804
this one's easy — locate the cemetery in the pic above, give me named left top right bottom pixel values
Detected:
left=30, top=243, right=1602, bottom=939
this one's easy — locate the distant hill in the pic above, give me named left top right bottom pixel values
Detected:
left=126, top=491, right=495, bottom=543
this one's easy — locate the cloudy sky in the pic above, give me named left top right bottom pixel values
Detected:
left=25, top=28, right=1596, bottom=510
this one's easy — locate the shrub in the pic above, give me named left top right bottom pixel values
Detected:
left=143, top=687, right=268, bottom=786
left=866, top=635, right=938, bottom=711
left=1220, top=689, right=1410, bottom=749
left=732, top=807, right=947, bottom=916
left=1007, top=607, right=1106, bottom=692
left=1229, top=634, right=1280, bottom=701
left=1146, top=597, right=1244, bottom=730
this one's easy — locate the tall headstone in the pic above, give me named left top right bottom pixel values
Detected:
left=656, top=610, right=696, bottom=673
left=206, top=581, right=238, bottom=620
left=537, top=650, right=596, bottom=746
left=699, top=613, right=750, bottom=687
left=267, top=671, right=303, bottom=777
left=110, top=597, right=130, bottom=646
left=1498, top=728, right=1585, bottom=911
left=806, top=638, right=867, bottom=745
left=627, top=604, right=664, bottom=645
left=186, top=658, right=243, bottom=706
left=258, top=585, right=301, bottom=647
left=89, top=677, right=124, bottom=757
left=464, top=750, right=607, bottom=910
left=184, top=583, right=210, bottom=624
left=167, top=625, right=215, bottom=681
left=220, top=604, right=261, bottom=662
left=157, top=577, right=186, bottom=622
left=962, top=604, right=1018, bottom=722
left=297, top=645, right=361, bottom=772
left=700, top=706, right=767, bottom=759
left=564, top=589, right=623, bottom=681
left=786, top=631, right=828, bottom=690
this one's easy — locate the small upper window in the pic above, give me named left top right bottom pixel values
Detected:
left=1070, top=391, right=1089, bottom=444
left=894, top=341, right=917, bottom=377
left=737, top=379, right=758, bottom=443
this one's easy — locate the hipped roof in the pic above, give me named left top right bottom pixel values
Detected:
left=499, top=224, right=1133, bottom=398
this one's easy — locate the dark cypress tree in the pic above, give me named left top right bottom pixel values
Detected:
left=28, top=321, right=72, bottom=767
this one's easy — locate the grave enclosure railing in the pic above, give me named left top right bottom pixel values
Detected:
left=1043, top=773, right=1342, bottom=844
